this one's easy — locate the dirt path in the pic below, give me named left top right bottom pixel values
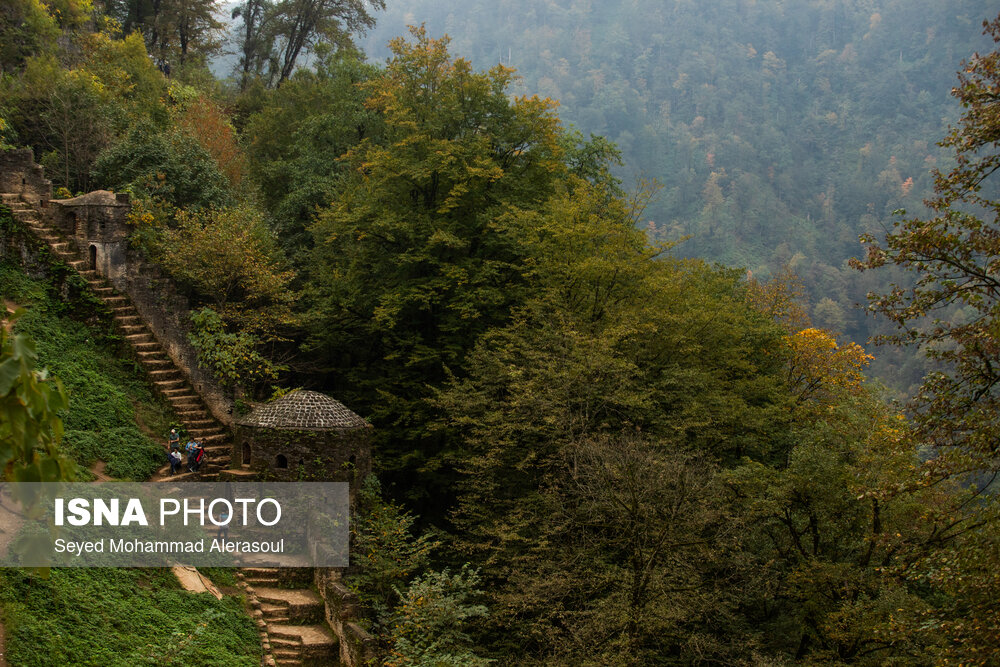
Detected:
left=3, top=300, right=17, bottom=333
left=88, top=460, right=112, bottom=481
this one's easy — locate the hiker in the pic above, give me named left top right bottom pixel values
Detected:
left=168, top=428, right=180, bottom=451
left=168, top=449, right=182, bottom=475
left=186, top=440, right=198, bottom=472
left=193, top=442, right=207, bottom=473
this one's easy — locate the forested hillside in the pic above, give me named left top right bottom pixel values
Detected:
left=2, top=1, right=1000, bottom=664
left=362, top=0, right=994, bottom=391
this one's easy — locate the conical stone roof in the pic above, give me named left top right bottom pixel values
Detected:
left=235, top=390, right=367, bottom=431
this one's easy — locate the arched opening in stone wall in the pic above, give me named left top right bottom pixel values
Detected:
left=275, top=454, right=288, bottom=469
left=88, top=245, right=97, bottom=271
left=242, top=443, right=251, bottom=465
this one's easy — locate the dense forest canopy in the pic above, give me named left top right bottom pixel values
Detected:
left=361, top=0, right=995, bottom=392
left=2, top=1, right=1000, bottom=664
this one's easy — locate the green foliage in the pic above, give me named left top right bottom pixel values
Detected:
left=0, top=0, right=70, bottom=72
left=92, top=120, right=231, bottom=211
left=243, top=47, right=383, bottom=263
left=104, top=0, right=225, bottom=71
left=231, top=0, right=384, bottom=88
left=347, top=476, right=439, bottom=620
left=0, top=310, right=74, bottom=484
left=385, top=565, right=491, bottom=667
left=306, top=27, right=566, bottom=504
left=188, top=307, right=282, bottom=396
left=4, top=28, right=168, bottom=192
left=361, top=1, right=995, bottom=393
left=154, top=205, right=294, bottom=321
left=0, top=568, right=260, bottom=666
left=0, top=112, right=17, bottom=149
left=434, top=179, right=794, bottom=661
left=0, top=263, right=169, bottom=480
left=10, top=55, right=112, bottom=192
left=854, top=15, right=1000, bottom=662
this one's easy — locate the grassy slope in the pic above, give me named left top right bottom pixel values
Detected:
left=0, top=261, right=172, bottom=480
left=0, top=569, right=260, bottom=666
left=1, top=212, right=258, bottom=666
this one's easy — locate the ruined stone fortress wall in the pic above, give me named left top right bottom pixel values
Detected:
left=0, top=149, right=51, bottom=204
left=0, top=148, right=234, bottom=425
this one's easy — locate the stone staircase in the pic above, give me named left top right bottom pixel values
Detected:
left=239, top=568, right=339, bottom=666
left=1, top=193, right=231, bottom=479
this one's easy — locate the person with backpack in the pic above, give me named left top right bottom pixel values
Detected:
left=192, top=442, right=207, bottom=473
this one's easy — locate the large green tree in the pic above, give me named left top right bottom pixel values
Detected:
left=104, top=0, right=224, bottom=69
left=306, top=27, right=565, bottom=507
left=244, top=47, right=382, bottom=263
left=855, top=15, right=1000, bottom=662
left=857, top=15, right=1000, bottom=460
left=232, top=0, right=384, bottom=88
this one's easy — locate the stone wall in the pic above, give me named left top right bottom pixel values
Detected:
left=0, top=149, right=51, bottom=204
left=112, top=248, right=235, bottom=425
left=0, top=148, right=233, bottom=425
left=232, top=425, right=373, bottom=484
left=50, top=191, right=131, bottom=281
left=314, top=568, right=375, bottom=666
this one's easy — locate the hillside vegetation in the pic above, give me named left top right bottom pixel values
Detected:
left=361, top=0, right=995, bottom=391
left=1, top=2, right=1000, bottom=664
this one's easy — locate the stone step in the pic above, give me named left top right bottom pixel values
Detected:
left=261, top=603, right=289, bottom=621
left=151, top=369, right=183, bottom=379
left=250, top=577, right=281, bottom=587
left=265, top=627, right=305, bottom=643
left=134, top=342, right=160, bottom=352
left=244, top=567, right=281, bottom=576
left=120, top=325, right=146, bottom=335
left=268, top=637, right=299, bottom=648
left=155, top=380, right=186, bottom=391
left=163, top=389, right=196, bottom=398
left=115, top=315, right=142, bottom=325
left=272, top=648, right=301, bottom=659
left=182, top=419, right=216, bottom=429
left=141, top=358, right=173, bottom=368
left=92, top=286, right=115, bottom=295
left=103, top=295, right=127, bottom=305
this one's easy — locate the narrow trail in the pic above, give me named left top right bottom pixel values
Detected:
left=88, top=460, right=112, bottom=482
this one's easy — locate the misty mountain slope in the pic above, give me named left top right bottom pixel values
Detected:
left=360, top=1, right=991, bottom=382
